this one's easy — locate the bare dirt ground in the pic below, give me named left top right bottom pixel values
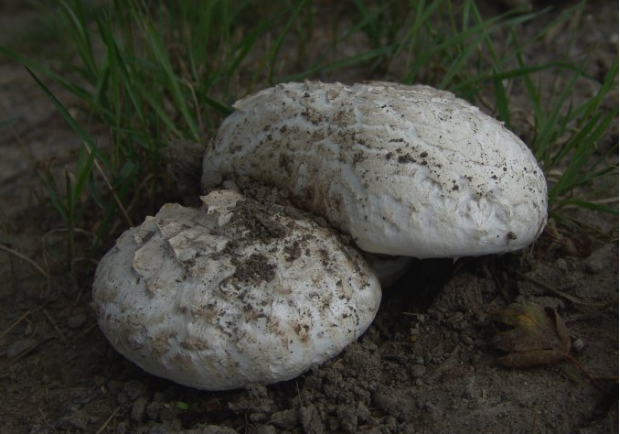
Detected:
left=0, top=1, right=618, bottom=434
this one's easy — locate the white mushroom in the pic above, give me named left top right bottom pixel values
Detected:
left=93, top=190, right=381, bottom=391
left=94, top=81, right=549, bottom=391
left=202, top=81, right=547, bottom=258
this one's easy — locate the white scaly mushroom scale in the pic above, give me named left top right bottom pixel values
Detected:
left=93, top=190, right=381, bottom=391
left=202, top=81, right=548, bottom=258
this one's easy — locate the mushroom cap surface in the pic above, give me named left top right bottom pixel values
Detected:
left=202, top=81, right=548, bottom=258
left=93, top=190, right=381, bottom=391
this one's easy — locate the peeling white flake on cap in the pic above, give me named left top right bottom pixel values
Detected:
left=93, top=190, right=381, bottom=391
left=202, top=81, right=548, bottom=258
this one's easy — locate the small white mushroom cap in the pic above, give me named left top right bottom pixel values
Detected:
left=93, top=190, right=381, bottom=391
left=202, top=81, right=548, bottom=258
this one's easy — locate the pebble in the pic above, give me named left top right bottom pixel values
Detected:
left=116, top=422, right=128, bottom=434
left=356, top=402, right=371, bottom=423
left=461, top=334, right=474, bottom=346
left=461, top=382, right=477, bottom=400
left=147, top=401, right=163, bottom=420
left=124, top=380, right=145, bottom=400
left=148, top=423, right=169, bottom=434
left=572, top=338, right=585, bottom=353
left=131, top=396, right=148, bottom=422
left=7, top=338, right=37, bottom=359
left=254, top=426, right=276, bottom=434
left=584, top=244, right=613, bottom=274
left=409, top=364, right=427, bottom=379
left=300, top=404, right=324, bottom=434
left=249, top=412, right=268, bottom=423
left=555, top=258, right=569, bottom=273
left=62, top=409, right=90, bottom=430
left=270, top=409, right=298, bottom=430
left=67, top=312, right=87, bottom=329
left=372, top=390, right=400, bottom=415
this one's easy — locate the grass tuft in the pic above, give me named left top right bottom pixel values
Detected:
left=2, top=0, right=617, bottom=261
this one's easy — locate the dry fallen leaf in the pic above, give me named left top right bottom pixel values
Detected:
left=491, top=303, right=571, bottom=368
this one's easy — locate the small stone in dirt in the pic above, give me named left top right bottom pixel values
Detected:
left=124, top=379, right=146, bottom=400
left=555, top=258, right=569, bottom=273
left=116, top=421, right=128, bottom=434
left=572, top=338, right=585, bottom=353
left=131, top=396, right=148, bottom=422
left=148, top=423, right=169, bottom=434
left=336, top=404, right=359, bottom=432
left=6, top=338, right=37, bottom=359
left=356, top=402, right=371, bottom=423
left=249, top=412, right=268, bottom=423
left=147, top=400, right=163, bottom=420
left=584, top=244, right=614, bottom=274
left=67, top=312, right=87, bottom=329
left=61, top=409, right=91, bottom=430
left=300, top=404, right=324, bottom=434
left=254, top=425, right=277, bottom=434
left=461, top=382, right=477, bottom=400
left=372, top=390, right=402, bottom=416
left=460, top=334, right=474, bottom=346
left=409, top=364, right=427, bottom=379
left=270, top=409, right=298, bottom=429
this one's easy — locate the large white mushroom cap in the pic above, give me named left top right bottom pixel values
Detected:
left=202, top=81, right=548, bottom=258
left=93, top=190, right=381, bottom=391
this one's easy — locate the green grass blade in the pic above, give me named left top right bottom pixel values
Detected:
left=25, top=66, right=95, bottom=148
left=25, top=66, right=98, bottom=210
left=492, top=72, right=511, bottom=127
left=267, top=0, right=310, bottom=85
left=281, top=45, right=397, bottom=82
left=549, top=108, right=618, bottom=204
left=553, top=198, right=619, bottom=215
left=140, top=15, right=200, bottom=140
